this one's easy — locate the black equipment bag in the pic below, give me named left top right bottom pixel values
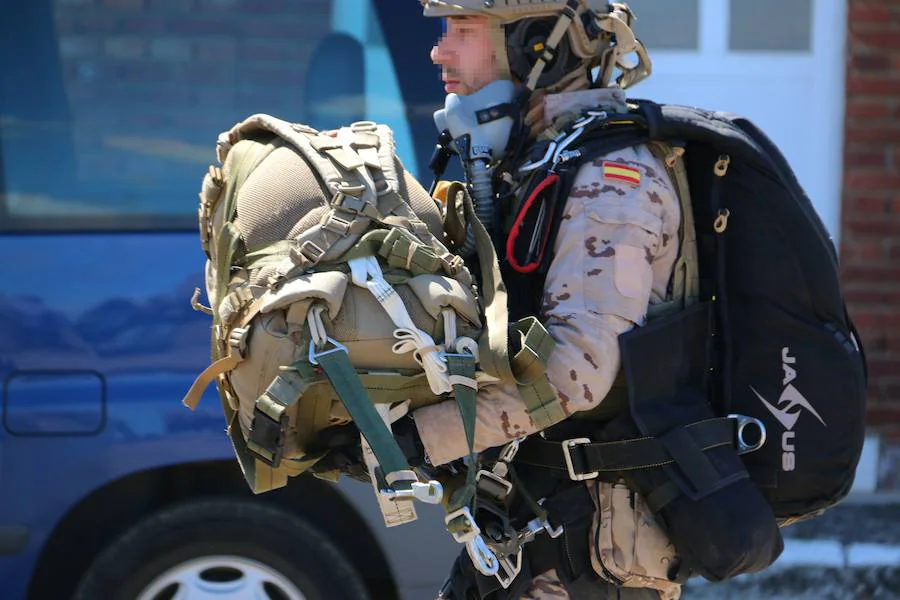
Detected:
left=508, top=100, right=868, bottom=525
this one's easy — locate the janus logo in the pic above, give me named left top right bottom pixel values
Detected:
left=750, top=347, right=826, bottom=472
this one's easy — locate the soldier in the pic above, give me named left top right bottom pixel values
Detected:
left=408, top=1, right=686, bottom=599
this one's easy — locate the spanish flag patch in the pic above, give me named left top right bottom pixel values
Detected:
left=602, top=161, right=641, bottom=187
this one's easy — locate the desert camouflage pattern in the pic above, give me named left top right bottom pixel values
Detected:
left=518, top=568, right=666, bottom=599
left=414, top=88, right=682, bottom=598
left=591, top=482, right=682, bottom=599
left=414, top=90, right=681, bottom=464
left=519, top=570, right=569, bottom=599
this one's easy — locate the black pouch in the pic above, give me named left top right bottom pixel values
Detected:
left=606, top=302, right=784, bottom=581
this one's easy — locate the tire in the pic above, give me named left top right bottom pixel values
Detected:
left=73, top=497, right=372, bottom=600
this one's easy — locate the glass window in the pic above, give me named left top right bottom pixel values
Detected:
left=626, top=0, right=700, bottom=51
left=730, top=0, right=813, bottom=52
left=0, top=0, right=441, bottom=231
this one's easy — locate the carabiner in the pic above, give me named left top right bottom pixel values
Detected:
left=505, top=173, right=560, bottom=274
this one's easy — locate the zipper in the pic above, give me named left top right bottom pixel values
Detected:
left=592, top=490, right=625, bottom=587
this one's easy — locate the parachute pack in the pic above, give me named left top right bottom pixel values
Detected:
left=181, top=115, right=566, bottom=573
left=495, top=100, right=868, bottom=583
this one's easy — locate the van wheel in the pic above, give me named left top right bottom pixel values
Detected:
left=73, top=497, right=371, bottom=600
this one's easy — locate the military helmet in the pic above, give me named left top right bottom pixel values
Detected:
left=421, top=0, right=651, bottom=91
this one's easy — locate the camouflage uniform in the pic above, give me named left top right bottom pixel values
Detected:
left=414, top=88, right=683, bottom=600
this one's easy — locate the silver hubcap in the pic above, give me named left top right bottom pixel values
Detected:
left=136, top=555, right=307, bottom=600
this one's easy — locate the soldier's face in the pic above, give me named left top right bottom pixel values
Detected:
left=431, top=17, right=503, bottom=95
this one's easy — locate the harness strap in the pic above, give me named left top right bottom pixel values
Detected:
left=513, top=417, right=735, bottom=479
left=245, top=361, right=320, bottom=468
left=648, top=141, right=700, bottom=314
left=444, top=352, right=480, bottom=513
left=314, top=340, right=414, bottom=482
left=509, top=317, right=564, bottom=430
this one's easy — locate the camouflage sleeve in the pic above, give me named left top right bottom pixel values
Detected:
left=414, top=145, right=680, bottom=466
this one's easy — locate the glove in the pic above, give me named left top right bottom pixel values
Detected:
left=309, top=415, right=428, bottom=481
left=391, top=414, right=428, bottom=468
left=310, top=422, right=368, bottom=482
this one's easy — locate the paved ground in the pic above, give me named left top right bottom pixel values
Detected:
left=682, top=496, right=900, bottom=599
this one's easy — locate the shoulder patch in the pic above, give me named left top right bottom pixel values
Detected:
left=602, top=161, right=641, bottom=187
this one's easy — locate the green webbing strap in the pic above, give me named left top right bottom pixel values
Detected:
left=444, top=353, right=479, bottom=513
left=344, top=228, right=443, bottom=276
left=212, top=140, right=267, bottom=313
left=314, top=345, right=413, bottom=481
left=508, top=317, right=565, bottom=430
left=214, top=223, right=243, bottom=313
left=455, top=183, right=563, bottom=427
left=451, top=183, right=514, bottom=384
left=247, top=361, right=320, bottom=467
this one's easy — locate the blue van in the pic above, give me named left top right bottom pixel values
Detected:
left=0, top=2, right=460, bottom=598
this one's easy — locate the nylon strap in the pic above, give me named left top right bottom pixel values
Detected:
left=314, top=346, right=412, bottom=480
left=444, top=353, right=479, bottom=513
left=648, top=142, right=700, bottom=313
left=181, top=355, right=242, bottom=411
left=508, top=316, right=565, bottom=430
left=182, top=297, right=264, bottom=410
left=246, top=361, right=320, bottom=466
left=449, top=182, right=514, bottom=384
left=514, top=418, right=735, bottom=476
left=213, top=138, right=273, bottom=311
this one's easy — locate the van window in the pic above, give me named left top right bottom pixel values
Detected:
left=0, top=0, right=436, bottom=231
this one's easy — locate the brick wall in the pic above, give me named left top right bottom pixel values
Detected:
left=842, top=0, right=900, bottom=437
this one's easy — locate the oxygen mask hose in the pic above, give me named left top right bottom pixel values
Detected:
left=465, top=158, right=495, bottom=254
left=434, top=80, right=516, bottom=257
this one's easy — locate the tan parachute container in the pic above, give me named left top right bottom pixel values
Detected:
left=181, top=115, right=485, bottom=490
left=181, top=115, right=563, bottom=569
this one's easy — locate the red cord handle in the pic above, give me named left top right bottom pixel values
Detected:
left=506, top=173, right=560, bottom=274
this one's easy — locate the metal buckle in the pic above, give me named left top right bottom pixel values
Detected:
left=497, top=438, right=522, bottom=464
left=728, top=414, right=767, bottom=454
left=517, top=515, right=564, bottom=546
left=495, top=550, right=523, bottom=589
left=380, top=480, right=444, bottom=504
left=308, top=337, right=349, bottom=365
left=518, top=141, right=558, bottom=173
left=445, top=507, right=500, bottom=576
left=475, top=469, right=513, bottom=502
left=445, top=506, right=481, bottom=544
left=561, top=438, right=599, bottom=481
left=246, top=408, right=287, bottom=468
left=466, top=536, right=500, bottom=577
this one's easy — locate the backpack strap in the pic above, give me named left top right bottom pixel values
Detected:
left=646, top=141, right=700, bottom=320
left=445, top=182, right=564, bottom=429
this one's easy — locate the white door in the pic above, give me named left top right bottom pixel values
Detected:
left=626, top=0, right=847, bottom=240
